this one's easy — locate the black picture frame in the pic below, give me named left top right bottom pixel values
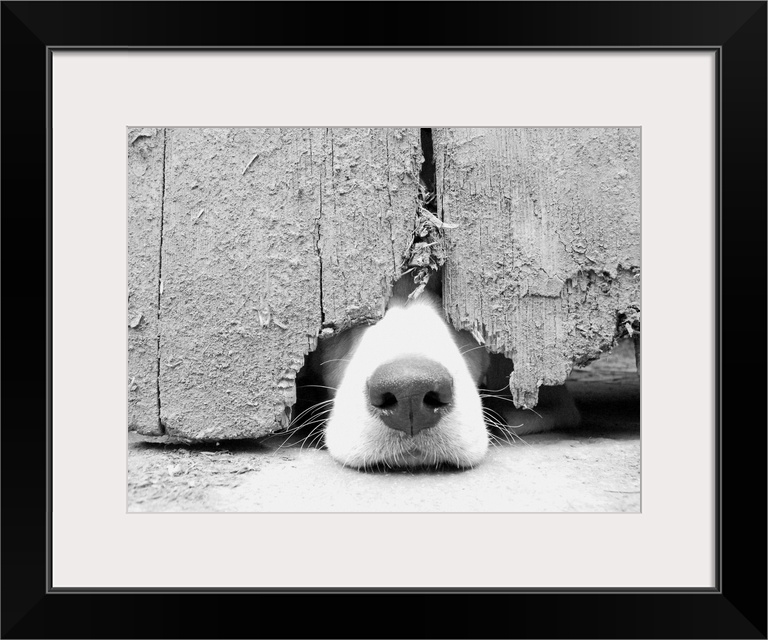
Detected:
left=3, top=1, right=765, bottom=638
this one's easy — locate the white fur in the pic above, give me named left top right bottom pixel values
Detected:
left=321, top=292, right=489, bottom=469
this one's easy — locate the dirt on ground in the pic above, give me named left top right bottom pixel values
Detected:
left=128, top=340, right=640, bottom=513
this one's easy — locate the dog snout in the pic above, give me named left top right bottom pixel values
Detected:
left=367, top=356, right=453, bottom=436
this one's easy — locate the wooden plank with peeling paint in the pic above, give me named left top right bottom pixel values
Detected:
left=153, top=128, right=420, bottom=440
left=435, top=127, right=641, bottom=408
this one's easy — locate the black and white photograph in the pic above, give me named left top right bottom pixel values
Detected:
left=4, top=0, right=764, bottom=635
left=127, top=126, right=641, bottom=512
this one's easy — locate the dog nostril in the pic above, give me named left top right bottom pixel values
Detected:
left=374, top=392, right=398, bottom=409
left=422, top=390, right=449, bottom=408
left=367, top=357, right=453, bottom=436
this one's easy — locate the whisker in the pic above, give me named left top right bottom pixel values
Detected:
left=482, top=405, right=505, bottom=420
left=459, top=344, right=489, bottom=356
left=307, top=428, right=326, bottom=449
left=481, top=410, right=507, bottom=432
left=296, top=424, right=325, bottom=452
left=288, top=399, right=334, bottom=425
left=478, top=383, right=511, bottom=393
left=319, top=360, right=349, bottom=367
left=297, top=383, right=338, bottom=391
left=487, top=432, right=505, bottom=447
left=305, top=427, right=326, bottom=451
left=479, top=394, right=544, bottom=419
left=269, top=405, right=331, bottom=452
left=295, top=416, right=332, bottom=430
left=277, top=409, right=332, bottom=436
left=483, top=427, right=508, bottom=444
left=290, top=412, right=333, bottom=431
left=481, top=406, right=531, bottom=446
left=296, top=405, right=334, bottom=419
left=270, top=436, right=297, bottom=454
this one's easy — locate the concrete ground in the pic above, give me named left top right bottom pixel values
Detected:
left=128, top=340, right=639, bottom=513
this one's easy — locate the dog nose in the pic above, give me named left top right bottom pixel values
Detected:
left=367, top=356, right=453, bottom=436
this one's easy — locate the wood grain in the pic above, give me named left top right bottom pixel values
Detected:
left=127, top=128, right=165, bottom=435
left=435, top=128, right=640, bottom=407
left=155, top=128, right=419, bottom=439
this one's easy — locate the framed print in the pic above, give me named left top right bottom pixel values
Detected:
left=3, top=1, right=766, bottom=638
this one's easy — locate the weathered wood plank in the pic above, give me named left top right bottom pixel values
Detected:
left=316, top=128, right=421, bottom=330
left=127, top=128, right=165, bottom=435
left=436, top=128, right=640, bottom=408
left=158, top=128, right=320, bottom=440
left=157, top=128, right=420, bottom=439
